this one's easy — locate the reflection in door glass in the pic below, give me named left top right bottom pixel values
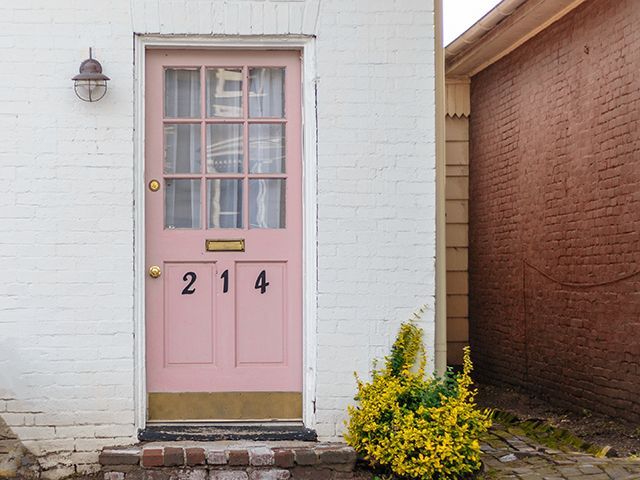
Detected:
left=207, top=179, right=243, bottom=228
left=206, top=68, right=243, bottom=118
left=164, top=69, right=201, bottom=118
left=165, top=179, right=201, bottom=229
left=249, top=124, right=285, bottom=173
left=206, top=124, right=243, bottom=173
left=164, top=124, right=201, bottom=174
left=249, top=68, right=285, bottom=118
left=249, top=179, right=285, bottom=228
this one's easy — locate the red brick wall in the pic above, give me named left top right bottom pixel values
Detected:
left=469, top=0, right=640, bottom=421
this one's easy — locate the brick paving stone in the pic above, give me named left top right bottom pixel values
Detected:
left=206, top=448, right=227, bottom=465
left=501, top=454, right=519, bottom=462
left=247, top=469, right=290, bottom=480
left=163, top=447, right=184, bottom=467
left=293, top=448, right=318, bottom=466
left=273, top=449, right=295, bottom=468
left=249, top=447, right=275, bottom=467
left=141, top=448, right=164, bottom=468
left=185, top=448, right=205, bottom=466
left=210, top=473, right=249, bottom=480
left=228, top=450, right=250, bottom=466
left=602, top=465, right=629, bottom=478
left=514, top=467, right=535, bottom=474
left=578, top=465, right=604, bottom=475
left=480, top=428, right=640, bottom=480
left=519, top=474, right=545, bottom=480
left=317, top=446, right=357, bottom=465
left=99, top=449, right=140, bottom=466
left=534, top=467, right=560, bottom=476
left=104, top=473, right=125, bottom=480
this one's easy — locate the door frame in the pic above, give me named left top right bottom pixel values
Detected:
left=133, top=35, right=318, bottom=431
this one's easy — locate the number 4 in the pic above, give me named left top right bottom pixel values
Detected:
left=255, top=270, right=269, bottom=294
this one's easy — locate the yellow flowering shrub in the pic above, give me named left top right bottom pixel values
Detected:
left=345, top=316, right=491, bottom=479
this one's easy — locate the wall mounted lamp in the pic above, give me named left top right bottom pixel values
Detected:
left=72, top=48, right=110, bottom=102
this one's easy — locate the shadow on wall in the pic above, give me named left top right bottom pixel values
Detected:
left=0, top=415, right=39, bottom=479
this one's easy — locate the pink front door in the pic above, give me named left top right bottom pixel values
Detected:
left=145, top=49, right=302, bottom=421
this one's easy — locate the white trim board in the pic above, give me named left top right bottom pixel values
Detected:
left=132, top=35, right=319, bottom=432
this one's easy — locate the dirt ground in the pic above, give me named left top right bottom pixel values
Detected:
left=476, top=383, right=640, bottom=457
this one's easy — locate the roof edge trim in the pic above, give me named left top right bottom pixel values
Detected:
left=446, top=0, right=587, bottom=77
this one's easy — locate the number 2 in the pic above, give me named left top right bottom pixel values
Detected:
left=181, top=272, right=197, bottom=295
left=255, top=270, right=269, bottom=294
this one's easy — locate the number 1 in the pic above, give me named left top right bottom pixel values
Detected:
left=221, top=269, right=229, bottom=293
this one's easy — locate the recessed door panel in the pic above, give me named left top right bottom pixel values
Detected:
left=236, top=262, right=286, bottom=365
left=145, top=49, right=302, bottom=421
left=164, top=263, right=216, bottom=366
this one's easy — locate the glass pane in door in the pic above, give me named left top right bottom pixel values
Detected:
left=165, top=179, right=201, bottom=229
left=249, top=179, right=285, bottom=228
left=164, top=69, right=201, bottom=118
left=164, top=124, right=201, bottom=174
left=206, top=124, right=243, bottom=173
left=207, top=179, right=243, bottom=228
left=249, top=68, right=285, bottom=118
left=206, top=68, right=243, bottom=118
left=249, top=124, right=285, bottom=173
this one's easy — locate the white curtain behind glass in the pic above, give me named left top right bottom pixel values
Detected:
left=165, top=69, right=200, bottom=118
left=250, top=179, right=285, bottom=228
left=165, top=124, right=200, bottom=174
left=209, top=180, right=242, bottom=229
left=164, top=69, right=201, bottom=228
left=249, top=68, right=285, bottom=118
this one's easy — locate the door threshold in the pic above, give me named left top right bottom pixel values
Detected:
left=138, top=423, right=317, bottom=442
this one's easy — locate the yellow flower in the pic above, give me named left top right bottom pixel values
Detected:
left=345, top=319, right=491, bottom=479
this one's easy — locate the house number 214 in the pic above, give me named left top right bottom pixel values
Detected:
left=180, top=270, right=270, bottom=295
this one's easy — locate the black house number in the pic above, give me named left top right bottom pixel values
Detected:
left=181, top=269, right=270, bottom=295
left=254, top=270, right=269, bottom=294
left=221, top=269, right=229, bottom=293
left=181, top=272, right=197, bottom=295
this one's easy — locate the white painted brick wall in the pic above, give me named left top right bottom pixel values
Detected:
left=313, top=0, right=436, bottom=439
left=0, top=0, right=436, bottom=475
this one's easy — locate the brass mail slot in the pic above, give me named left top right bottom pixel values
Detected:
left=206, top=239, right=245, bottom=252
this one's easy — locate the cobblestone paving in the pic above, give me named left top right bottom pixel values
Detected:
left=481, top=425, right=640, bottom=479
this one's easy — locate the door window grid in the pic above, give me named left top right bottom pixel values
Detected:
left=162, top=66, right=287, bottom=230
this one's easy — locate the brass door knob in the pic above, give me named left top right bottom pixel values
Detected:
left=148, top=265, right=162, bottom=278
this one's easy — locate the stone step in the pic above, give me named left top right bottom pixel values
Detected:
left=99, top=441, right=371, bottom=480
left=138, top=425, right=317, bottom=442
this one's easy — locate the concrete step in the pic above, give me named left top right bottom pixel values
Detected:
left=99, top=441, right=372, bottom=480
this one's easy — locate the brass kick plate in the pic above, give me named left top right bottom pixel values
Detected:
left=206, top=239, right=245, bottom=252
left=148, top=392, right=302, bottom=421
